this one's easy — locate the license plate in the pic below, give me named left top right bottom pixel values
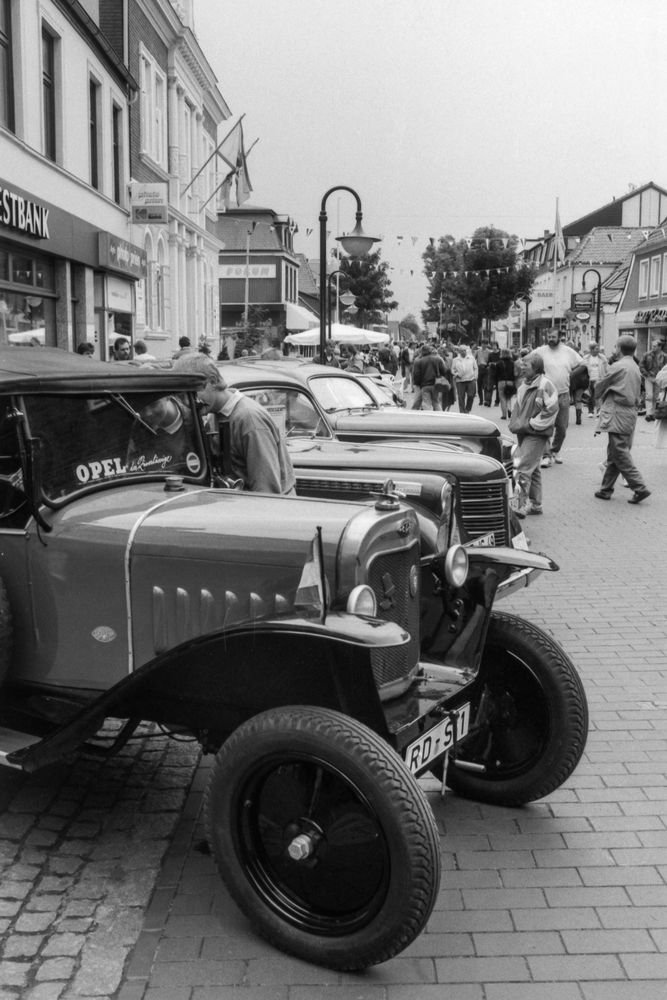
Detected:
left=512, top=530, right=529, bottom=550
left=471, top=532, right=495, bottom=547
left=405, top=703, right=471, bottom=774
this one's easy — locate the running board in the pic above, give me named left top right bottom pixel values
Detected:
left=0, top=727, right=42, bottom=769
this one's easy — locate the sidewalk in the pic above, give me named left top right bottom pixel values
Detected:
left=118, top=407, right=667, bottom=999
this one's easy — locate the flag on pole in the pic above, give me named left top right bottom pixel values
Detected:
left=554, top=201, right=566, bottom=263
left=216, top=120, right=243, bottom=171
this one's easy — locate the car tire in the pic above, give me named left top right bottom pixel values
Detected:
left=446, top=611, right=588, bottom=806
left=0, top=578, right=12, bottom=686
left=204, top=705, right=440, bottom=971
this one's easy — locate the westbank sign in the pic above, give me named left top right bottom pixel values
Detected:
left=0, top=185, right=50, bottom=239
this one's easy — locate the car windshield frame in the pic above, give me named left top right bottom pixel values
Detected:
left=307, top=373, right=379, bottom=413
left=18, top=388, right=210, bottom=505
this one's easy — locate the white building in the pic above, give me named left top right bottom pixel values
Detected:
left=1, top=0, right=141, bottom=353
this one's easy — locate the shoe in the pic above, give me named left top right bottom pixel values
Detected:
left=552, top=455, right=563, bottom=464
left=646, top=415, right=655, bottom=422
left=594, top=490, right=612, bottom=500
left=588, top=412, right=594, bottom=418
left=514, top=507, right=527, bottom=519
left=526, top=506, right=543, bottom=515
left=500, top=415, right=506, bottom=420
left=540, top=456, right=552, bottom=468
left=628, top=489, right=651, bottom=504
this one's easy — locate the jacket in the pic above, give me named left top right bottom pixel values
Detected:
left=595, top=355, right=641, bottom=435
left=413, top=351, right=447, bottom=387
left=509, top=374, right=559, bottom=437
left=639, top=347, right=666, bottom=380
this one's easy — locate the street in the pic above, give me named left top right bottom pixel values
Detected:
left=2, top=405, right=667, bottom=999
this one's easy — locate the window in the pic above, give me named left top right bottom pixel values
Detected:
left=639, top=259, right=649, bottom=299
left=242, top=388, right=330, bottom=439
left=0, top=0, right=14, bottom=132
left=139, top=49, right=166, bottom=168
left=89, top=77, right=101, bottom=189
left=650, top=256, right=661, bottom=297
left=42, top=27, right=56, bottom=160
left=112, top=103, right=122, bottom=204
left=662, top=254, right=667, bottom=296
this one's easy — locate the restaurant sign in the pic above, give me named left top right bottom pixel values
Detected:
left=634, top=308, right=667, bottom=324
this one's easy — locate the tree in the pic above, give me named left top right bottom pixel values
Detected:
left=422, top=227, right=533, bottom=341
left=338, top=250, right=398, bottom=328
left=399, top=314, right=421, bottom=339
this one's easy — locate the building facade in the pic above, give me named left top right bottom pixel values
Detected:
left=617, top=229, right=667, bottom=357
left=1, top=0, right=143, bottom=354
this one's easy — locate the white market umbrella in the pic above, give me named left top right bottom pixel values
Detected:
left=298, top=323, right=389, bottom=345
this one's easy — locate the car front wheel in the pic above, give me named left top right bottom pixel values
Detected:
left=446, top=611, right=588, bottom=806
left=204, top=705, right=440, bottom=970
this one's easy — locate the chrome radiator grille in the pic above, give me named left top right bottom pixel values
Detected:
left=367, top=544, right=420, bottom=695
left=459, top=480, right=509, bottom=545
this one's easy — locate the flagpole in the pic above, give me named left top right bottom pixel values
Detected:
left=552, top=197, right=559, bottom=330
left=199, top=138, right=258, bottom=212
left=181, top=114, right=246, bottom=196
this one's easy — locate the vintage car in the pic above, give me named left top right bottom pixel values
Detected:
left=231, top=356, right=514, bottom=472
left=219, top=361, right=525, bottom=558
left=0, top=348, right=588, bottom=972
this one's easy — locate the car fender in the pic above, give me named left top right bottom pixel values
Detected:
left=9, top=613, right=405, bottom=772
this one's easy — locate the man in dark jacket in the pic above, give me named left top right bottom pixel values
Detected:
left=411, top=344, right=448, bottom=410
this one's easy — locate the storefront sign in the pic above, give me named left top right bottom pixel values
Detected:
left=130, top=182, right=168, bottom=224
left=572, top=292, right=595, bottom=310
left=221, top=264, right=276, bottom=279
left=0, top=184, right=50, bottom=239
left=634, top=308, right=667, bottom=324
left=98, top=233, right=146, bottom=279
left=107, top=275, right=133, bottom=313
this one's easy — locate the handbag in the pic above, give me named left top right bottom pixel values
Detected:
left=654, top=389, right=667, bottom=420
left=503, top=382, right=516, bottom=397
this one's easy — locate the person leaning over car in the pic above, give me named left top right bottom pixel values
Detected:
left=173, top=354, right=296, bottom=495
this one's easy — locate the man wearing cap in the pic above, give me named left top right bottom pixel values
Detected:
left=174, top=354, right=296, bottom=495
left=594, top=335, right=650, bottom=505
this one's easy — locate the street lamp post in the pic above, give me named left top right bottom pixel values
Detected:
left=582, top=268, right=602, bottom=344
left=521, top=294, right=531, bottom=349
left=319, top=186, right=379, bottom=365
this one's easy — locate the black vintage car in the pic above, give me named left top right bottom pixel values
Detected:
left=0, top=348, right=588, bottom=972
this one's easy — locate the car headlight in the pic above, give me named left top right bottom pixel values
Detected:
left=444, top=545, right=469, bottom=587
left=347, top=584, right=377, bottom=617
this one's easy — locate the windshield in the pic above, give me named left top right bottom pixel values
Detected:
left=357, top=376, right=401, bottom=407
left=308, top=375, right=378, bottom=412
left=22, top=391, right=207, bottom=502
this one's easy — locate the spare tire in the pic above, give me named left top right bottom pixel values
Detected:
left=0, top=578, right=12, bottom=686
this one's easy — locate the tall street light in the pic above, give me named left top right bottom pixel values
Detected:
left=582, top=268, right=602, bottom=344
left=319, top=186, right=379, bottom=364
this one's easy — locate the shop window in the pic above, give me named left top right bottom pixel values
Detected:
left=639, top=259, right=649, bottom=299
left=1, top=248, right=56, bottom=346
left=662, top=253, right=667, bottom=296
left=0, top=0, right=14, bottom=133
left=0, top=250, right=8, bottom=282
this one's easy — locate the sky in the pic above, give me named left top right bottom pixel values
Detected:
left=192, top=0, right=667, bottom=321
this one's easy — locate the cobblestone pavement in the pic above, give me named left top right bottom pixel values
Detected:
left=2, top=402, right=667, bottom=999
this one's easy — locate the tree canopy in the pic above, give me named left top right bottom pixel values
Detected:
left=337, top=250, right=398, bottom=329
left=422, top=226, right=533, bottom=341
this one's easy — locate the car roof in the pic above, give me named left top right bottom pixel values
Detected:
left=0, top=348, right=204, bottom=395
left=219, top=359, right=368, bottom=388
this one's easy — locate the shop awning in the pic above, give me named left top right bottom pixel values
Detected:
left=285, top=302, right=318, bottom=331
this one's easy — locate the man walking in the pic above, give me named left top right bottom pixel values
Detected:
left=534, top=329, right=581, bottom=465
left=452, top=345, right=478, bottom=413
left=508, top=353, right=559, bottom=517
left=594, top=335, right=650, bottom=505
left=411, top=343, right=448, bottom=410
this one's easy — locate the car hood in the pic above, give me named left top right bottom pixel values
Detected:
left=329, top=408, right=501, bottom=440
left=287, top=437, right=506, bottom=482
